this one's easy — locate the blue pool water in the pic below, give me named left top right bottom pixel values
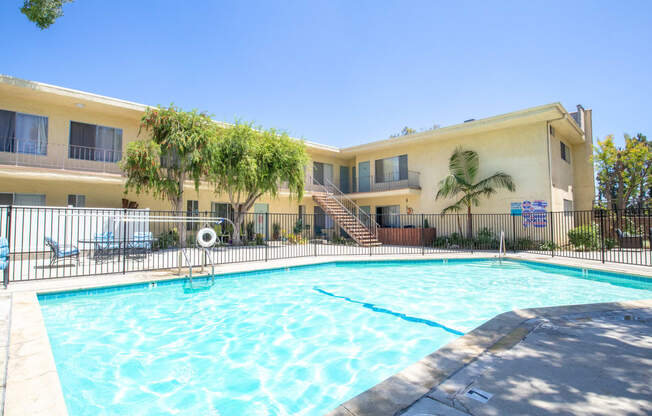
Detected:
left=39, top=259, right=652, bottom=416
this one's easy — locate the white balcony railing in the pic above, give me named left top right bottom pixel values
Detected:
left=0, top=138, right=123, bottom=174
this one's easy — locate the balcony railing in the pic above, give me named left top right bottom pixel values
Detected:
left=352, top=171, right=420, bottom=193
left=0, top=138, right=123, bottom=174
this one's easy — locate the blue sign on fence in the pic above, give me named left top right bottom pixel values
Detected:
left=510, top=202, right=522, bottom=216
left=522, top=200, right=548, bottom=227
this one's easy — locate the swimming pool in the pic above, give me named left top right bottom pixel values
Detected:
left=39, top=259, right=652, bottom=416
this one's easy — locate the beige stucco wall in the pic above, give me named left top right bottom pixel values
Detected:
left=0, top=81, right=594, bottom=221
left=572, top=109, right=595, bottom=211
left=549, top=128, right=575, bottom=212
left=0, top=90, right=142, bottom=155
left=351, top=123, right=553, bottom=214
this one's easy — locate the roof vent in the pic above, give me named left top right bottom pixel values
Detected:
left=464, top=118, right=475, bottom=123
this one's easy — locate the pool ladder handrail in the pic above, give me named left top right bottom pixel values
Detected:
left=498, top=230, right=506, bottom=262
left=182, top=247, right=215, bottom=289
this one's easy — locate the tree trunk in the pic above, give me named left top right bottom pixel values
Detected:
left=175, top=171, right=186, bottom=275
left=466, top=205, right=473, bottom=240
left=231, top=207, right=244, bottom=245
left=174, top=196, right=185, bottom=275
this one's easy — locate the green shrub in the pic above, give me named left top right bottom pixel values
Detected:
left=604, top=238, right=617, bottom=250
left=475, top=227, right=498, bottom=248
left=507, top=238, right=540, bottom=250
left=293, top=218, right=304, bottom=235
left=331, top=234, right=355, bottom=245
left=567, top=224, right=600, bottom=250
left=245, top=221, right=255, bottom=241
left=154, top=228, right=179, bottom=250
left=255, top=233, right=265, bottom=245
left=539, top=241, right=559, bottom=251
left=272, top=222, right=281, bottom=240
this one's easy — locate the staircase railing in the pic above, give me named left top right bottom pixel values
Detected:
left=309, top=174, right=379, bottom=241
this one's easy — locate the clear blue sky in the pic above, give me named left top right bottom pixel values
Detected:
left=2, top=1, right=650, bottom=147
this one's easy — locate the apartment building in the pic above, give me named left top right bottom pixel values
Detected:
left=0, top=75, right=594, bottom=228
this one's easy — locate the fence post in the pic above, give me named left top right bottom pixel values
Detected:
left=511, top=215, right=516, bottom=252
left=313, top=217, right=317, bottom=257
left=265, top=212, right=269, bottom=262
left=421, top=214, right=425, bottom=256
left=4, top=205, right=12, bottom=287
left=122, top=208, right=127, bottom=274
left=549, top=211, right=554, bottom=257
left=599, top=210, right=605, bottom=263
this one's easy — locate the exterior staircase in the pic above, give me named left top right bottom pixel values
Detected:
left=310, top=176, right=382, bottom=247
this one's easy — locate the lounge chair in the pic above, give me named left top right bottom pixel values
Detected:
left=93, top=232, right=120, bottom=259
left=44, top=237, right=80, bottom=266
left=616, top=229, right=643, bottom=249
left=128, top=232, right=153, bottom=257
left=0, top=237, right=9, bottom=273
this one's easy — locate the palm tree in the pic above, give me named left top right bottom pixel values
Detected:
left=436, top=147, right=515, bottom=239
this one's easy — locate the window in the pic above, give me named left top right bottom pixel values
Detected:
left=69, top=121, right=122, bottom=162
left=68, top=194, right=86, bottom=207
left=312, top=162, right=333, bottom=185
left=187, top=200, right=199, bottom=231
left=0, top=193, right=46, bottom=206
left=0, top=109, right=48, bottom=155
left=563, top=199, right=573, bottom=215
left=376, top=205, right=400, bottom=228
left=375, top=155, right=408, bottom=183
left=298, top=205, right=305, bottom=217
left=560, top=141, right=570, bottom=163
left=211, top=202, right=232, bottom=220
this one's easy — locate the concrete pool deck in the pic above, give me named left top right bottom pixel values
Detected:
left=1, top=252, right=651, bottom=416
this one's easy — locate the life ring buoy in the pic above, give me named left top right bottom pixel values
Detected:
left=197, top=227, right=217, bottom=248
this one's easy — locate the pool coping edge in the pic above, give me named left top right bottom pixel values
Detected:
left=4, top=291, right=67, bottom=416
left=4, top=253, right=652, bottom=416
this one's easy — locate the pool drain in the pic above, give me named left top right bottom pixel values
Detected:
left=464, top=387, right=493, bottom=403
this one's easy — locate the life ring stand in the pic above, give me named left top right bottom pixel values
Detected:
left=197, top=227, right=217, bottom=248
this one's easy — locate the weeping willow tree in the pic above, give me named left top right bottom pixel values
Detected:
left=436, top=147, right=515, bottom=239
left=121, top=105, right=217, bottom=248
left=207, top=122, right=308, bottom=245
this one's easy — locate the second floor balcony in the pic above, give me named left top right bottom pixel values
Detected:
left=352, top=171, right=421, bottom=193
left=0, top=138, right=123, bottom=175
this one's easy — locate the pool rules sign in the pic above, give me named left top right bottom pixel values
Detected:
left=519, top=200, right=548, bottom=228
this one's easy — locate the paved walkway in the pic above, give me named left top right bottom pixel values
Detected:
left=0, top=294, right=11, bottom=416
left=402, top=308, right=652, bottom=416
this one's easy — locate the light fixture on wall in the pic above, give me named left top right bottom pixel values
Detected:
left=74, top=103, right=85, bottom=108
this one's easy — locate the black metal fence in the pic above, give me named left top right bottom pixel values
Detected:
left=1, top=206, right=650, bottom=285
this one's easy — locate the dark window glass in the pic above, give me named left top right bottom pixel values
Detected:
left=68, top=194, right=86, bottom=207
left=560, top=141, right=570, bottom=163
left=69, top=121, right=122, bottom=162
left=187, top=200, right=199, bottom=231
left=375, top=155, right=408, bottom=183
left=0, top=109, right=48, bottom=155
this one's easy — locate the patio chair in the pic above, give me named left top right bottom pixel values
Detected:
left=93, top=232, right=120, bottom=259
left=44, top=237, right=80, bottom=266
left=0, top=237, right=9, bottom=273
left=128, top=232, right=153, bottom=257
left=616, top=229, right=643, bottom=249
